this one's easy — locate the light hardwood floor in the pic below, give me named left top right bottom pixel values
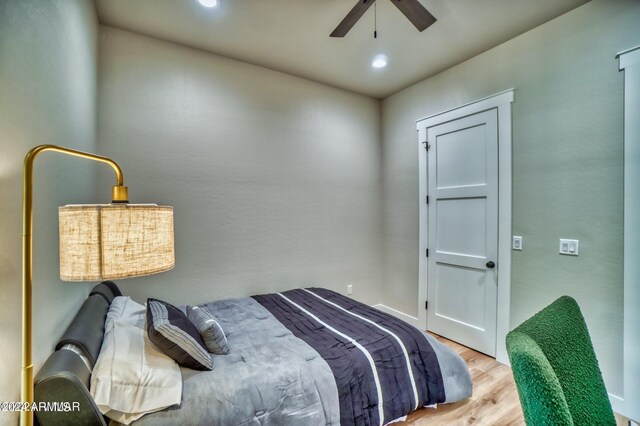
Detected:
left=400, top=333, right=629, bottom=426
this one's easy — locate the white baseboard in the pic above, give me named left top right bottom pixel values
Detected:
left=372, top=304, right=421, bottom=328
left=609, top=393, right=626, bottom=418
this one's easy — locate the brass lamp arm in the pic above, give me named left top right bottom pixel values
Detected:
left=25, top=144, right=124, bottom=185
left=21, top=144, right=127, bottom=426
left=24, top=144, right=128, bottom=201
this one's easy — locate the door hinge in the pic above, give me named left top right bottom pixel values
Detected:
left=425, top=248, right=429, bottom=257
left=426, top=195, right=429, bottom=205
left=422, top=141, right=430, bottom=151
left=425, top=301, right=428, bottom=310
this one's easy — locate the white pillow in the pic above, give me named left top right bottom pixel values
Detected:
left=90, top=296, right=182, bottom=424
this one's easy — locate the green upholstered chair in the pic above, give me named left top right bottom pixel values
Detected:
left=506, top=296, right=615, bottom=426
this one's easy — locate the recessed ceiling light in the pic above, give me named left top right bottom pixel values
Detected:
left=198, top=0, right=218, bottom=8
left=372, top=54, right=388, bottom=69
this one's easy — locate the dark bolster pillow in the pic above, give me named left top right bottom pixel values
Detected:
left=36, top=281, right=122, bottom=426
left=55, top=295, right=107, bottom=367
left=55, top=281, right=123, bottom=367
left=146, top=298, right=213, bottom=371
left=89, top=280, right=122, bottom=304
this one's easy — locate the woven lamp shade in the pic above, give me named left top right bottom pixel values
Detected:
left=59, top=204, right=175, bottom=281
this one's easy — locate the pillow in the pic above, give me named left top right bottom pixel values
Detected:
left=187, top=305, right=230, bottom=355
left=146, top=298, right=213, bottom=371
left=91, top=296, right=182, bottom=425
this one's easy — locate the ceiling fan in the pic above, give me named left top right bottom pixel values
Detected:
left=330, top=0, right=436, bottom=37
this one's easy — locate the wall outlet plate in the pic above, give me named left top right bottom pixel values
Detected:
left=512, top=236, right=523, bottom=250
left=347, top=284, right=353, bottom=295
left=559, top=239, right=579, bottom=256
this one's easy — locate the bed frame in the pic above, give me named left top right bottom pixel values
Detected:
left=33, top=281, right=121, bottom=426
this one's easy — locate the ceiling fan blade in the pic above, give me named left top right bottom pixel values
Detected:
left=330, top=0, right=376, bottom=38
left=389, top=0, right=436, bottom=32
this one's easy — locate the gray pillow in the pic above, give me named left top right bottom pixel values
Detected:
left=146, top=298, right=213, bottom=371
left=187, top=306, right=230, bottom=355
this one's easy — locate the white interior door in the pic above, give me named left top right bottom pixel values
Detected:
left=426, top=109, right=498, bottom=356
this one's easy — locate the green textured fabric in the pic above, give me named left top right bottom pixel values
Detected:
left=506, top=296, right=615, bottom=426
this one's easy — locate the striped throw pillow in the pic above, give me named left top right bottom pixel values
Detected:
left=187, top=306, right=230, bottom=355
left=146, top=298, right=213, bottom=371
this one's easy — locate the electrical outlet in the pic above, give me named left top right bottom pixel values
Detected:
left=347, top=284, right=353, bottom=295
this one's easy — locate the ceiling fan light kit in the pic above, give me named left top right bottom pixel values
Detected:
left=198, top=0, right=218, bottom=8
left=372, top=54, right=388, bottom=68
left=330, top=0, right=436, bottom=38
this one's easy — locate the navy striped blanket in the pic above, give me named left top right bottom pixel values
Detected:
left=253, top=288, right=447, bottom=426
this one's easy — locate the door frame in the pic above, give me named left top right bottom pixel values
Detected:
left=617, top=44, right=640, bottom=421
left=416, top=89, right=514, bottom=364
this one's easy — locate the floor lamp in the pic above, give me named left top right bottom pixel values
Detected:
left=21, top=145, right=175, bottom=426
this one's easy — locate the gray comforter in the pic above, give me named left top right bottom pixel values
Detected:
left=132, top=293, right=471, bottom=426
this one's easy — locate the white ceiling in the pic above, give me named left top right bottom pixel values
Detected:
left=95, top=0, right=590, bottom=99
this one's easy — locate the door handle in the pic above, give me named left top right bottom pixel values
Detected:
left=486, top=261, right=496, bottom=269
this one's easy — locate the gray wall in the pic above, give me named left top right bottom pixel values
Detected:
left=0, top=0, right=98, bottom=422
left=97, top=27, right=383, bottom=306
left=381, top=0, right=640, bottom=398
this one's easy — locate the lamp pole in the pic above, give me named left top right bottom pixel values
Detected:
left=21, top=145, right=128, bottom=426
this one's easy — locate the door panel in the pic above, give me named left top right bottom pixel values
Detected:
left=434, top=264, right=488, bottom=329
left=427, top=109, right=498, bottom=356
left=435, top=125, right=487, bottom=188
left=436, top=197, right=487, bottom=257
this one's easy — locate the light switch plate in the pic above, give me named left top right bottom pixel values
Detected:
left=559, top=239, right=579, bottom=256
left=512, top=236, right=523, bottom=250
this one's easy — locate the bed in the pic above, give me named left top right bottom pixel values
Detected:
left=34, top=282, right=472, bottom=426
